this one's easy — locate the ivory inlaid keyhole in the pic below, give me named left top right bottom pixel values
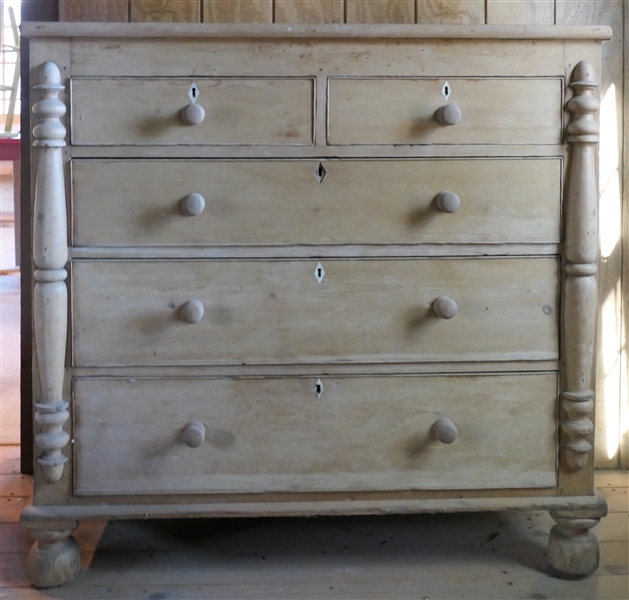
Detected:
left=188, top=83, right=199, bottom=103
left=314, top=379, right=324, bottom=399
left=441, top=80, right=452, bottom=101
left=314, top=262, right=325, bottom=283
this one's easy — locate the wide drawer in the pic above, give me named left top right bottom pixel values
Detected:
left=327, top=78, right=562, bottom=145
left=72, top=258, right=559, bottom=367
left=71, top=158, right=561, bottom=246
left=70, top=77, right=314, bottom=145
left=73, top=373, right=558, bottom=495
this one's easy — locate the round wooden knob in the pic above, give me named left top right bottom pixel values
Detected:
left=435, top=191, right=461, bottom=214
left=179, top=299, right=204, bottom=324
left=433, top=295, right=458, bottom=319
left=183, top=421, right=206, bottom=448
left=436, top=104, right=461, bottom=126
left=181, top=193, right=205, bottom=216
left=181, top=103, right=205, bottom=126
left=433, top=418, right=457, bottom=444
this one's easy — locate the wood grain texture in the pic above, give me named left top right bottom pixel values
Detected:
left=24, top=21, right=612, bottom=38
left=275, top=1, right=344, bottom=23
left=130, top=0, right=201, bottom=22
left=59, top=0, right=129, bottom=22
left=346, top=0, right=416, bottom=23
left=487, top=0, right=554, bottom=25
left=327, top=77, right=563, bottom=145
left=70, top=77, right=314, bottom=145
left=73, top=374, right=558, bottom=495
left=416, top=0, right=484, bottom=24
left=66, top=37, right=570, bottom=80
left=71, top=258, right=560, bottom=367
left=203, top=0, right=272, bottom=22
left=71, top=158, right=562, bottom=247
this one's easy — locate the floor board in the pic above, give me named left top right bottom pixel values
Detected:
left=599, top=485, right=629, bottom=513
left=0, top=473, right=33, bottom=498
left=596, top=470, right=629, bottom=488
left=0, top=446, right=20, bottom=475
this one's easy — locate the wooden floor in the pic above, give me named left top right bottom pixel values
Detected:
left=1, top=445, right=627, bottom=599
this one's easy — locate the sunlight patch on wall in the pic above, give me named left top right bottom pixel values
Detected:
left=597, top=83, right=622, bottom=461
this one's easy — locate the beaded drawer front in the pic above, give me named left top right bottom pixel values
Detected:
left=71, top=158, right=562, bottom=246
left=21, top=23, right=610, bottom=587
left=71, top=258, right=560, bottom=367
left=73, top=374, right=558, bottom=495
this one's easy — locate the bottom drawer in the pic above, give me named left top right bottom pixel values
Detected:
left=73, top=373, right=558, bottom=496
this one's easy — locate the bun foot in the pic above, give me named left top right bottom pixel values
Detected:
left=25, top=523, right=80, bottom=588
left=548, top=512, right=600, bottom=578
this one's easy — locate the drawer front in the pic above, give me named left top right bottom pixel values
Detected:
left=328, top=78, right=562, bottom=145
left=70, top=77, right=314, bottom=145
left=72, top=258, right=559, bottom=367
left=72, top=158, right=561, bottom=247
left=73, top=373, right=558, bottom=495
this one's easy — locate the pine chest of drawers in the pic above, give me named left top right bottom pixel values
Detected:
left=21, top=22, right=611, bottom=587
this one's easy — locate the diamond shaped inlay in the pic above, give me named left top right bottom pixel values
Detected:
left=314, top=163, right=326, bottom=183
left=188, top=82, right=200, bottom=103
left=314, top=262, right=325, bottom=283
left=441, top=81, right=452, bottom=101
left=315, top=379, right=324, bottom=399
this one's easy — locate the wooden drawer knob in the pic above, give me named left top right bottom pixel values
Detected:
left=433, top=418, right=457, bottom=444
left=433, top=295, right=458, bottom=319
left=179, top=299, right=204, bottom=324
left=436, top=104, right=461, bottom=126
left=435, top=191, right=461, bottom=213
left=183, top=421, right=206, bottom=448
left=181, top=103, right=205, bottom=126
left=181, top=193, right=205, bottom=216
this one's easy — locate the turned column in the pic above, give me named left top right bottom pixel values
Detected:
left=549, top=61, right=602, bottom=579
left=561, top=61, right=599, bottom=473
left=22, top=62, right=80, bottom=589
left=32, top=61, right=70, bottom=483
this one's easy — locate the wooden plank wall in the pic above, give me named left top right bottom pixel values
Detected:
left=51, top=0, right=628, bottom=470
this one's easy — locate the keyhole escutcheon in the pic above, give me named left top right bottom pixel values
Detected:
left=188, top=83, right=200, bottom=104
left=314, top=162, right=327, bottom=183
left=441, top=80, right=452, bottom=101
left=314, top=262, right=325, bottom=283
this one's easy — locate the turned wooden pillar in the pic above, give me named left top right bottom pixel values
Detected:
left=561, top=61, right=599, bottom=473
left=32, top=61, right=69, bottom=483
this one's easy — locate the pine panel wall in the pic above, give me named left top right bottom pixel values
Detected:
left=51, top=0, right=629, bottom=469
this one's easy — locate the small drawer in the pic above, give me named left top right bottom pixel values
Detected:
left=71, top=258, right=559, bottom=367
left=73, top=373, right=558, bottom=495
left=327, top=77, right=562, bottom=145
left=70, top=77, right=314, bottom=146
left=71, top=158, right=561, bottom=247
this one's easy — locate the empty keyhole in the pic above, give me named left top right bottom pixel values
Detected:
left=316, top=383, right=322, bottom=394
left=444, top=86, right=449, bottom=96
left=314, top=163, right=326, bottom=183
left=317, top=268, right=322, bottom=278
left=192, top=88, right=197, bottom=98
